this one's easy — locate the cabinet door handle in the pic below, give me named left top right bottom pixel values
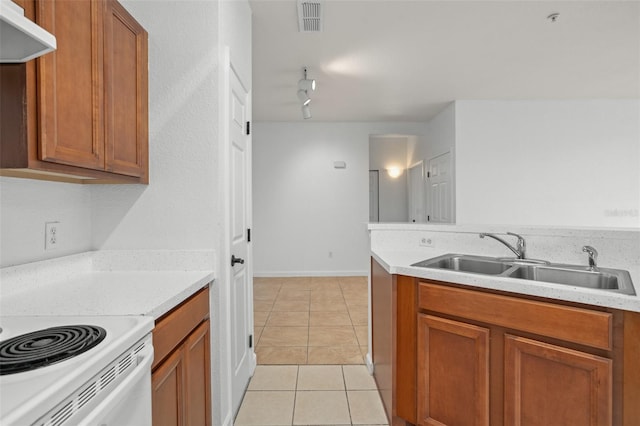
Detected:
left=231, top=255, right=245, bottom=266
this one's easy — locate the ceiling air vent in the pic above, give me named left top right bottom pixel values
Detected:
left=297, top=0, right=322, bottom=32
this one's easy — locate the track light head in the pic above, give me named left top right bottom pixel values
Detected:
left=298, top=78, right=316, bottom=92
left=297, top=89, right=311, bottom=106
left=302, top=104, right=312, bottom=119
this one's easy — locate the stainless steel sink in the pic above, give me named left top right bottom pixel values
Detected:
left=411, top=253, right=636, bottom=295
left=411, top=254, right=512, bottom=275
left=507, top=265, right=635, bottom=294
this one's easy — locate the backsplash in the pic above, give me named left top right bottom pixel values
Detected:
left=0, top=177, right=92, bottom=267
left=369, top=224, right=640, bottom=271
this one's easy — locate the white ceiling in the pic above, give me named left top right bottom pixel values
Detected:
left=250, top=0, right=640, bottom=122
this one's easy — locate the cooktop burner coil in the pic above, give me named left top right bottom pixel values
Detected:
left=0, top=325, right=107, bottom=375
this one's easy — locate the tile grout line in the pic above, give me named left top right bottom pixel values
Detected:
left=342, top=280, right=365, bottom=365
left=291, top=365, right=299, bottom=426
left=342, top=365, right=354, bottom=425
left=307, top=286, right=310, bottom=365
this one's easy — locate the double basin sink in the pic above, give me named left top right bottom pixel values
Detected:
left=411, top=254, right=636, bottom=295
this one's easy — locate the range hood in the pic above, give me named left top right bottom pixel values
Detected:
left=0, top=0, right=56, bottom=63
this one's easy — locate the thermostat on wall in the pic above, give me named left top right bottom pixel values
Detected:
left=333, top=161, right=346, bottom=169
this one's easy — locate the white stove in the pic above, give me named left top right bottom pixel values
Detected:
left=0, top=315, right=154, bottom=426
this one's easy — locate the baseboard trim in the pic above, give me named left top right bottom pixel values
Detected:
left=254, top=270, right=368, bottom=277
left=365, top=351, right=374, bottom=374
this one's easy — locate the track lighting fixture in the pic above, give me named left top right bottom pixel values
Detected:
left=297, top=66, right=316, bottom=119
left=302, top=104, right=312, bottom=119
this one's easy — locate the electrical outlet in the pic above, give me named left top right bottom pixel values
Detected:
left=45, top=222, right=60, bottom=250
left=419, top=237, right=433, bottom=247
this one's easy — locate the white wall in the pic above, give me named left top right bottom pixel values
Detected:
left=0, top=177, right=92, bottom=267
left=252, top=121, right=428, bottom=276
left=221, top=0, right=252, bottom=92
left=369, top=136, right=409, bottom=222
left=408, top=102, right=456, bottom=167
left=91, top=0, right=220, bottom=252
left=455, top=100, right=640, bottom=228
left=408, top=103, right=457, bottom=223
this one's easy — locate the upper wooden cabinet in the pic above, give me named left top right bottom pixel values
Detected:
left=103, top=0, right=148, bottom=178
left=0, top=0, right=148, bottom=184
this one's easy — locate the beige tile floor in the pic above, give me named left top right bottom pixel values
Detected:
left=253, top=276, right=368, bottom=365
left=235, top=365, right=388, bottom=426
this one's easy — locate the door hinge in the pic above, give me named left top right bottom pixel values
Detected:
left=247, top=228, right=251, bottom=242
left=427, top=215, right=431, bottom=221
left=246, top=121, right=251, bottom=135
left=427, top=171, right=430, bottom=178
left=249, top=334, right=253, bottom=348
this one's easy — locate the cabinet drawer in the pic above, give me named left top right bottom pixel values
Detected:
left=418, top=282, right=612, bottom=350
left=153, top=286, right=209, bottom=369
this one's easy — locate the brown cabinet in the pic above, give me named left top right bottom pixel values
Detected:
left=371, top=258, right=417, bottom=425
left=417, top=281, right=616, bottom=426
left=370, top=257, right=640, bottom=426
left=0, top=0, right=148, bottom=184
left=152, top=287, right=211, bottom=426
left=504, top=334, right=612, bottom=426
left=417, top=314, right=489, bottom=426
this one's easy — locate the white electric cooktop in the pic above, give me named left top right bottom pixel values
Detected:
left=0, top=315, right=153, bottom=425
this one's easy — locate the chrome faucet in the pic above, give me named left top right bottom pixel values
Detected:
left=479, top=232, right=527, bottom=259
left=582, top=245, right=598, bottom=271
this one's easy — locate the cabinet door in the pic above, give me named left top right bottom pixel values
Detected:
left=504, top=335, right=612, bottom=426
left=152, top=346, right=186, bottom=426
left=184, top=320, right=212, bottom=426
left=103, top=0, right=148, bottom=180
left=417, top=314, right=490, bottom=426
left=37, top=0, right=105, bottom=170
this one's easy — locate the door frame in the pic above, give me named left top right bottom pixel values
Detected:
left=407, top=160, right=425, bottom=223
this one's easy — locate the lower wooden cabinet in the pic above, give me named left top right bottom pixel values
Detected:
left=152, top=341, right=185, bottom=426
left=371, top=258, right=417, bottom=425
left=416, top=281, right=615, bottom=426
left=504, top=335, right=612, bottom=426
left=417, top=315, right=489, bottom=426
left=152, top=287, right=211, bottom=426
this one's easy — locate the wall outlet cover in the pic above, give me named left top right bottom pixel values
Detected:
left=45, top=221, right=60, bottom=250
left=419, top=237, right=433, bottom=247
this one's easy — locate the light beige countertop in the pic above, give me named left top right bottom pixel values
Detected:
left=0, top=250, right=215, bottom=319
left=372, top=248, right=640, bottom=313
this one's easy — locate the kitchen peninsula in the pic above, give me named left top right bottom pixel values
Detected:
left=368, top=224, right=640, bottom=426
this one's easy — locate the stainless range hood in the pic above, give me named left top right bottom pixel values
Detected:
left=0, top=0, right=56, bottom=63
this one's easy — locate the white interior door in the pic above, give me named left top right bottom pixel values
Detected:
left=428, top=152, right=452, bottom=223
left=229, top=66, right=253, bottom=414
left=408, top=161, right=425, bottom=223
